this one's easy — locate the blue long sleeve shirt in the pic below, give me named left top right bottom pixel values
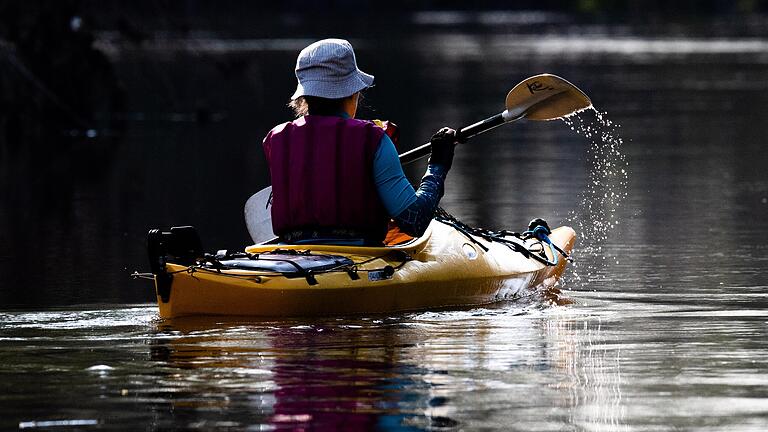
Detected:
left=373, top=134, right=448, bottom=236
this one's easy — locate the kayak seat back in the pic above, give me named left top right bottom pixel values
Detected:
left=245, top=225, right=433, bottom=257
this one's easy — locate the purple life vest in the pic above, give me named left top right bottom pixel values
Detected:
left=262, top=115, right=389, bottom=242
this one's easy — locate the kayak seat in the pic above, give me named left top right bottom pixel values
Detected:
left=207, top=253, right=354, bottom=278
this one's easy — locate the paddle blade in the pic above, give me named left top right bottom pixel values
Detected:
left=505, top=74, right=591, bottom=121
left=244, top=186, right=276, bottom=244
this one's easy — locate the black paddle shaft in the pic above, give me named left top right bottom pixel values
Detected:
left=398, top=112, right=507, bottom=166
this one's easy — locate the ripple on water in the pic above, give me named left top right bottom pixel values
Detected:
left=0, top=306, right=158, bottom=331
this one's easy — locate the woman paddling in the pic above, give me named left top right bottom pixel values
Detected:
left=262, top=38, right=457, bottom=245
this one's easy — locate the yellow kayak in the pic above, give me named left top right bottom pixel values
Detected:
left=147, top=217, right=575, bottom=318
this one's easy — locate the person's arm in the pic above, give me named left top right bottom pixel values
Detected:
left=373, top=129, right=456, bottom=237
left=390, top=164, right=449, bottom=236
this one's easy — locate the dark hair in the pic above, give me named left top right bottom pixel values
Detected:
left=288, top=96, right=346, bottom=117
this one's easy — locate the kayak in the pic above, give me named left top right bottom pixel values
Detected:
left=146, top=215, right=576, bottom=318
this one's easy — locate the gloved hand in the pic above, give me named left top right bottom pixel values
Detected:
left=428, top=127, right=457, bottom=170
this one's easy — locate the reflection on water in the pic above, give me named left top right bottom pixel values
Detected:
left=549, top=315, right=626, bottom=431
left=0, top=305, right=634, bottom=431
left=7, top=300, right=763, bottom=431
left=2, top=290, right=767, bottom=430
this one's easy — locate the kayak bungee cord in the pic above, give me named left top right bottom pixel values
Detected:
left=521, top=218, right=573, bottom=265
left=131, top=265, right=206, bottom=280
left=145, top=249, right=413, bottom=287
left=522, top=224, right=560, bottom=266
left=434, top=208, right=572, bottom=267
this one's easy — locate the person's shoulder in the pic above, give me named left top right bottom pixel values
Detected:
left=345, top=118, right=386, bottom=135
left=262, top=121, right=292, bottom=146
left=266, top=118, right=301, bottom=136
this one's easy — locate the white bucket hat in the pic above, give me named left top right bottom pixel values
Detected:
left=291, top=39, right=374, bottom=100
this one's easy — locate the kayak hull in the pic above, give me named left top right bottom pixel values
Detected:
left=153, top=221, right=575, bottom=318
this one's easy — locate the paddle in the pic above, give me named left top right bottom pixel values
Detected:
left=398, top=74, right=592, bottom=164
left=245, top=74, right=591, bottom=243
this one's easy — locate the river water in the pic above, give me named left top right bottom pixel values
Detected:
left=2, top=19, right=768, bottom=431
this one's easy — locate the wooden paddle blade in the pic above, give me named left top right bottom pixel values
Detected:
left=505, top=74, right=591, bottom=121
left=244, top=186, right=276, bottom=243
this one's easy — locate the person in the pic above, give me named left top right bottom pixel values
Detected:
left=262, top=38, right=457, bottom=245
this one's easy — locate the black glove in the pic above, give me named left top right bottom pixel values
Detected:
left=428, top=127, right=457, bottom=170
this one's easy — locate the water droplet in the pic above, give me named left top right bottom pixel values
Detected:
left=560, top=107, right=629, bottom=288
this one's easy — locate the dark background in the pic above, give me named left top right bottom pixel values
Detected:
left=2, top=1, right=767, bottom=307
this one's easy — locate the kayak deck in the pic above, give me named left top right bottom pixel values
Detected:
left=151, top=220, right=576, bottom=318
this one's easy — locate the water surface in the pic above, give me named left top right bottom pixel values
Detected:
left=2, top=20, right=768, bottom=431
